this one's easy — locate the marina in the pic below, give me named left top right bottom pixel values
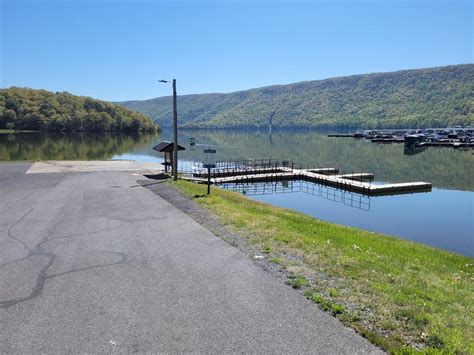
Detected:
left=329, top=126, right=474, bottom=149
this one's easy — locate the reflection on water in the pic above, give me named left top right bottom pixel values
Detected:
left=222, top=181, right=473, bottom=257
left=0, top=132, right=159, bottom=161
left=221, top=180, right=371, bottom=211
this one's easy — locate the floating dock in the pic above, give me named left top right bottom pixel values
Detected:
left=370, top=138, right=405, bottom=143
left=418, top=141, right=474, bottom=148
left=308, top=168, right=339, bottom=174
left=193, top=161, right=432, bottom=197
left=327, top=134, right=354, bottom=138
left=333, top=173, right=374, bottom=181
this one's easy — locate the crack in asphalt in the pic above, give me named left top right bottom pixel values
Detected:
left=47, top=252, right=128, bottom=280
left=0, top=251, right=127, bottom=309
left=111, top=216, right=163, bottom=223
left=0, top=226, right=125, bottom=269
left=0, top=179, right=159, bottom=310
left=1, top=211, right=129, bottom=309
left=6, top=208, right=34, bottom=254
left=1, top=175, right=135, bottom=310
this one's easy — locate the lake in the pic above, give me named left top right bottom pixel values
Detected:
left=1, top=129, right=473, bottom=256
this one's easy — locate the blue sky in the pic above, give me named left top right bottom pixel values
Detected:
left=1, top=0, right=472, bottom=101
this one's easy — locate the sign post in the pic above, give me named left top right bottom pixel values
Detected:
left=207, top=166, right=211, bottom=195
left=203, top=148, right=216, bottom=195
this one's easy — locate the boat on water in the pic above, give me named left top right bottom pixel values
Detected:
left=404, top=134, right=424, bottom=147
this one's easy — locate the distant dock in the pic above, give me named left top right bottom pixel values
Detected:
left=327, top=134, right=354, bottom=138
left=328, top=127, right=474, bottom=150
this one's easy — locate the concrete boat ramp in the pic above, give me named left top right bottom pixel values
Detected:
left=25, top=160, right=164, bottom=174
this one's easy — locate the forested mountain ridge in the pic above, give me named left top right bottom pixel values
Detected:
left=119, top=64, right=474, bottom=129
left=0, top=87, right=158, bottom=132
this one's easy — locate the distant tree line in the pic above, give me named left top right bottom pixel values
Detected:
left=0, top=87, right=159, bottom=132
left=119, top=64, right=474, bottom=129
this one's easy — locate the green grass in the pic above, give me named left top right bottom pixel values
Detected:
left=286, top=275, right=309, bottom=289
left=328, top=288, right=340, bottom=297
left=270, top=257, right=284, bottom=265
left=173, top=180, right=473, bottom=354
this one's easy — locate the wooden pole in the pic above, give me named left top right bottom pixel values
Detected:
left=172, top=79, right=178, bottom=181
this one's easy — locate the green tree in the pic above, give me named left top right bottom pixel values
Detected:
left=0, top=87, right=158, bottom=132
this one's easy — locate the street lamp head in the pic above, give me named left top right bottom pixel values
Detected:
left=158, top=79, right=169, bottom=83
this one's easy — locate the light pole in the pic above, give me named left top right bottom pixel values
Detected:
left=158, top=79, right=178, bottom=180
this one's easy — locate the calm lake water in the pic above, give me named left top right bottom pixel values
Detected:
left=1, top=129, right=473, bottom=256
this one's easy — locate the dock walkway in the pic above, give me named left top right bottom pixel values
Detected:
left=196, top=164, right=431, bottom=196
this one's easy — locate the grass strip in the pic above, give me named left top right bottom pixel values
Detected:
left=173, top=180, right=473, bottom=354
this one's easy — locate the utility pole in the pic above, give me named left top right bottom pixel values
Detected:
left=159, top=78, right=179, bottom=180
left=172, top=79, right=178, bottom=180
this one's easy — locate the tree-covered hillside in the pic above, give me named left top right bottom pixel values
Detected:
left=120, top=64, right=473, bottom=129
left=0, top=87, right=158, bottom=132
